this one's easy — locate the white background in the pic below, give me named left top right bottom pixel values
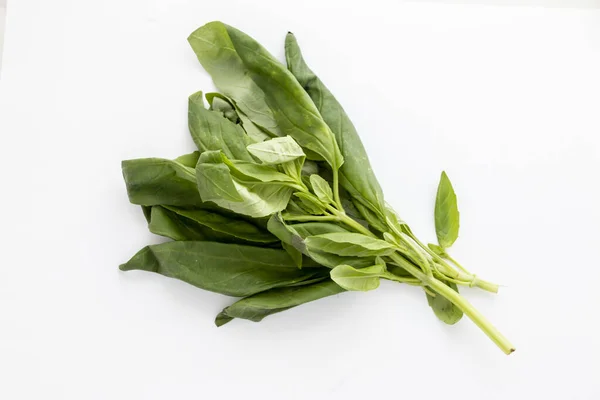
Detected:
left=1, top=1, right=599, bottom=399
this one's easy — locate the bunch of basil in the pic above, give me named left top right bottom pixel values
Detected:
left=120, top=21, right=514, bottom=354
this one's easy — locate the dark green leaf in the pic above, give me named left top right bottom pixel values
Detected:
left=120, top=241, right=328, bottom=297
left=426, top=280, right=463, bottom=325
left=216, top=280, right=345, bottom=323
left=285, top=33, right=385, bottom=217
left=122, top=157, right=202, bottom=207
left=435, top=171, right=460, bottom=249
left=188, top=22, right=343, bottom=170
left=164, top=206, right=278, bottom=243
left=174, top=151, right=200, bottom=168
left=282, top=242, right=303, bottom=268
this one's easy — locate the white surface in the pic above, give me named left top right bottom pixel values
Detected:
left=1, top=1, right=599, bottom=399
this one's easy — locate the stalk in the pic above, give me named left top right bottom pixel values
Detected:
left=389, top=253, right=515, bottom=355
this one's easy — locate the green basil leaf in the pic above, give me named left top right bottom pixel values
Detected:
left=122, top=157, right=202, bottom=207
left=309, top=174, right=334, bottom=205
left=195, top=150, right=243, bottom=203
left=330, top=262, right=386, bottom=292
left=216, top=280, right=345, bottom=324
left=427, top=243, right=447, bottom=257
left=285, top=33, right=385, bottom=217
left=147, top=206, right=208, bottom=241
left=163, top=206, right=278, bottom=243
left=174, top=151, right=200, bottom=168
left=293, top=192, right=325, bottom=215
left=435, top=171, right=460, bottom=249
left=188, top=91, right=255, bottom=162
left=352, top=200, right=388, bottom=233
left=305, top=232, right=396, bottom=257
left=229, top=161, right=296, bottom=183
left=120, top=241, right=328, bottom=297
left=247, top=136, right=305, bottom=165
left=426, top=280, right=464, bottom=325
left=188, top=22, right=343, bottom=170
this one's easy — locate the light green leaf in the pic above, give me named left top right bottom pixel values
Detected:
left=353, top=200, right=388, bottom=233
left=122, top=157, right=202, bottom=207
left=330, top=262, right=386, bottom=292
left=427, top=243, right=447, bottom=257
left=205, top=92, right=239, bottom=123
left=188, top=22, right=343, bottom=170
left=247, top=136, right=305, bottom=165
left=426, top=280, right=464, bottom=325
left=229, top=161, right=296, bottom=183
left=435, top=171, right=460, bottom=249
left=285, top=33, right=385, bottom=217
left=188, top=91, right=255, bottom=162
left=120, top=241, right=328, bottom=297
left=216, top=280, right=345, bottom=324
left=174, top=151, right=200, bottom=168
left=309, top=174, right=334, bottom=205
left=305, top=232, right=396, bottom=257
left=293, top=192, right=326, bottom=215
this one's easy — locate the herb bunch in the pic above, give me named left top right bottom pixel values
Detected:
left=121, top=21, right=515, bottom=354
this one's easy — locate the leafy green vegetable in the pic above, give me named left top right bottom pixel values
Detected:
left=305, top=233, right=396, bottom=257
left=435, top=171, right=460, bottom=249
left=120, top=241, right=328, bottom=297
left=216, top=280, right=345, bottom=324
left=426, top=280, right=464, bottom=325
left=120, top=22, right=514, bottom=356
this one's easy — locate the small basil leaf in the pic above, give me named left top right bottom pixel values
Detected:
left=305, top=233, right=396, bottom=257
left=330, top=262, right=386, bottom=292
left=426, top=280, right=464, bottom=325
left=195, top=151, right=243, bottom=203
left=309, top=174, right=334, bottom=205
left=435, top=171, right=460, bottom=249
left=247, top=136, right=305, bottom=165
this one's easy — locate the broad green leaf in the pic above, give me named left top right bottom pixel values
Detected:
left=247, top=136, right=305, bottom=165
left=435, top=171, right=460, bottom=249
left=122, top=157, right=202, bottom=207
left=305, top=232, right=396, bottom=257
left=196, top=151, right=296, bottom=218
left=120, top=241, right=329, bottom=297
left=195, top=151, right=243, bottom=203
left=164, top=206, right=278, bottom=243
left=174, top=151, right=200, bottom=168
left=309, top=174, right=334, bottom=205
left=282, top=242, right=303, bottom=268
left=426, top=280, right=464, bottom=325
left=330, top=262, right=386, bottom=292
left=235, top=105, right=272, bottom=142
left=229, top=161, right=296, bottom=183
left=216, top=280, right=345, bottom=323
left=285, top=33, right=385, bottom=217
left=188, top=22, right=343, bottom=170
left=147, top=205, right=207, bottom=241
left=267, top=213, right=308, bottom=254
left=188, top=91, right=255, bottom=162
